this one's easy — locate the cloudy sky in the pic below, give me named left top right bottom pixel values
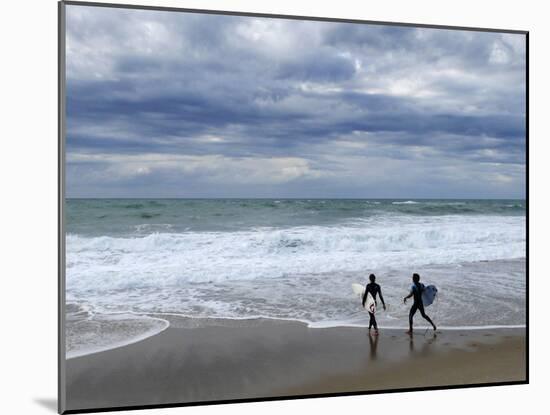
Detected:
left=65, top=5, right=526, bottom=199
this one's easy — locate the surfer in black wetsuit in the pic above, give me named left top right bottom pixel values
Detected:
left=362, top=274, right=386, bottom=336
left=403, top=273, right=436, bottom=334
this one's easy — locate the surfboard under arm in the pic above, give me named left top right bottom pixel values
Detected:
left=351, top=283, right=376, bottom=313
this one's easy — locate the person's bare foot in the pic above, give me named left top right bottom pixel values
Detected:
left=373, top=329, right=379, bottom=336
left=405, top=330, right=412, bottom=335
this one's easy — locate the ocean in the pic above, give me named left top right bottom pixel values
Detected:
left=65, top=199, right=526, bottom=357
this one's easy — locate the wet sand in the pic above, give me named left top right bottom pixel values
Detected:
left=64, top=317, right=526, bottom=413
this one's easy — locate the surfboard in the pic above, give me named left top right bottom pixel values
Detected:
left=365, top=293, right=376, bottom=314
left=351, top=283, right=376, bottom=314
left=422, top=285, right=438, bottom=307
left=351, top=283, right=364, bottom=297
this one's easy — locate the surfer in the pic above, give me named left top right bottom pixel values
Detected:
left=403, top=273, right=436, bottom=334
left=362, top=274, right=386, bottom=335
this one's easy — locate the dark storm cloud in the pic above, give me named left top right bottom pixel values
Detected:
left=275, top=52, right=357, bottom=82
left=65, top=5, right=526, bottom=198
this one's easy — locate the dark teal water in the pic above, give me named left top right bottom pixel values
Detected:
left=67, top=198, right=526, bottom=237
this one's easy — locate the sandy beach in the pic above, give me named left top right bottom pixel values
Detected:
left=64, top=317, right=526, bottom=412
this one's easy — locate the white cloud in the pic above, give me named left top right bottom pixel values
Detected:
left=68, top=152, right=323, bottom=184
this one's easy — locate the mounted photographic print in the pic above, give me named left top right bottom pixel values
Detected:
left=58, top=1, right=528, bottom=413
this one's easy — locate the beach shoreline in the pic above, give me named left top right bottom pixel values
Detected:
left=65, top=317, right=526, bottom=412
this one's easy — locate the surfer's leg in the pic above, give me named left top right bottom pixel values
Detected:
left=419, top=304, right=436, bottom=330
left=369, top=312, right=378, bottom=332
left=368, top=312, right=375, bottom=330
left=408, top=304, right=418, bottom=334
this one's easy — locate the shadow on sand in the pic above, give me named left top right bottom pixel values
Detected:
left=34, top=398, right=57, bottom=413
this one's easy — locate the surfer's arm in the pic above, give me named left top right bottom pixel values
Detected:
left=403, top=290, right=413, bottom=303
left=378, top=288, right=386, bottom=309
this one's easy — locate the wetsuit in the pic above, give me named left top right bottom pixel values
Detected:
left=408, top=282, right=436, bottom=330
left=362, top=282, right=385, bottom=330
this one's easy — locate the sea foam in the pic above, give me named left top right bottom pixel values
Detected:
left=67, top=215, right=524, bottom=288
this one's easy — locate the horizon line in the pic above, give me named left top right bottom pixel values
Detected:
left=65, top=197, right=527, bottom=200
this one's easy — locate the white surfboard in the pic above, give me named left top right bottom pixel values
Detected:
left=422, top=285, right=438, bottom=307
left=351, top=283, right=364, bottom=297
left=351, top=283, right=376, bottom=314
